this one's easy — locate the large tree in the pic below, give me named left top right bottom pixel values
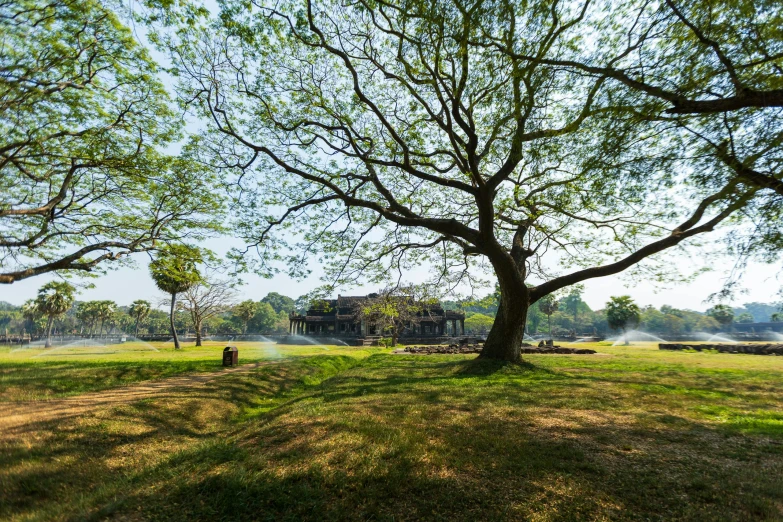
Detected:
left=0, top=0, right=224, bottom=284
left=171, top=0, right=764, bottom=361
left=491, top=0, right=783, bottom=276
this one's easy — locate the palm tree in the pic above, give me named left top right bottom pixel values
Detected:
left=538, top=294, right=559, bottom=339
left=21, top=299, right=40, bottom=337
left=149, top=244, right=203, bottom=350
left=34, top=282, right=77, bottom=347
left=95, top=301, right=117, bottom=337
left=76, top=301, right=100, bottom=335
left=233, top=300, right=257, bottom=335
left=129, top=300, right=152, bottom=338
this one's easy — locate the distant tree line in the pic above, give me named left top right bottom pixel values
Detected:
left=445, top=286, right=783, bottom=337
left=0, top=290, right=300, bottom=340
left=2, top=284, right=781, bottom=341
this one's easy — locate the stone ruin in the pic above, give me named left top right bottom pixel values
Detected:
left=659, top=343, right=783, bottom=355
left=394, top=340, right=596, bottom=355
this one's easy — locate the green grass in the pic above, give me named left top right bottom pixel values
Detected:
left=1, top=343, right=783, bottom=520
left=0, top=341, right=383, bottom=401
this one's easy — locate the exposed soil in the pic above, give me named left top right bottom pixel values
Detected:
left=0, top=361, right=279, bottom=434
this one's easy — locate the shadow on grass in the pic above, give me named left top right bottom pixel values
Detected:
left=1, top=354, right=782, bottom=521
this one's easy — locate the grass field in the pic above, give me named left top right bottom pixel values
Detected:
left=0, top=341, right=377, bottom=401
left=1, top=341, right=782, bottom=520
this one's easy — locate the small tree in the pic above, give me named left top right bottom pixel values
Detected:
left=233, top=300, right=257, bottom=335
left=707, top=305, right=735, bottom=329
left=180, top=276, right=236, bottom=346
left=771, top=313, right=782, bottom=323
left=149, top=245, right=203, bottom=350
left=34, top=282, right=77, bottom=347
left=736, top=312, right=754, bottom=324
left=538, top=295, right=559, bottom=339
left=465, top=313, right=495, bottom=335
left=354, top=287, right=433, bottom=346
left=606, top=296, right=641, bottom=345
left=129, top=300, right=152, bottom=338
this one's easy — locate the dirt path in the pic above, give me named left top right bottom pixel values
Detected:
left=0, top=360, right=279, bottom=434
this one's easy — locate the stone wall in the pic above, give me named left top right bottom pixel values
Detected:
left=659, top=343, right=783, bottom=355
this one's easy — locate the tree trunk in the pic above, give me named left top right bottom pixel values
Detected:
left=170, top=293, right=181, bottom=350
left=134, top=318, right=139, bottom=339
left=548, top=315, right=552, bottom=339
left=480, top=276, right=528, bottom=362
left=392, top=325, right=399, bottom=348
left=195, top=320, right=202, bottom=347
left=45, top=316, right=53, bottom=348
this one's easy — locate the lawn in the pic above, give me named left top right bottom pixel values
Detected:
left=1, top=343, right=782, bottom=521
left=0, top=340, right=379, bottom=401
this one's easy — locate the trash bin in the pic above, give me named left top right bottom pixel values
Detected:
left=223, top=346, right=238, bottom=367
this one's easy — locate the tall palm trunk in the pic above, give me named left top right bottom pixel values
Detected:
left=170, top=293, right=181, bottom=350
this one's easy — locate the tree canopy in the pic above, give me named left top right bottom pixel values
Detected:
left=161, top=0, right=780, bottom=361
left=606, top=296, right=641, bottom=336
left=707, top=304, right=735, bottom=327
left=0, top=0, right=224, bottom=284
left=149, top=244, right=204, bottom=349
left=34, top=281, right=77, bottom=346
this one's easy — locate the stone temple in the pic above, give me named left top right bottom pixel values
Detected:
left=287, top=294, right=466, bottom=344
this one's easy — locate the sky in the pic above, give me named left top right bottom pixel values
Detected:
left=3, top=234, right=781, bottom=312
